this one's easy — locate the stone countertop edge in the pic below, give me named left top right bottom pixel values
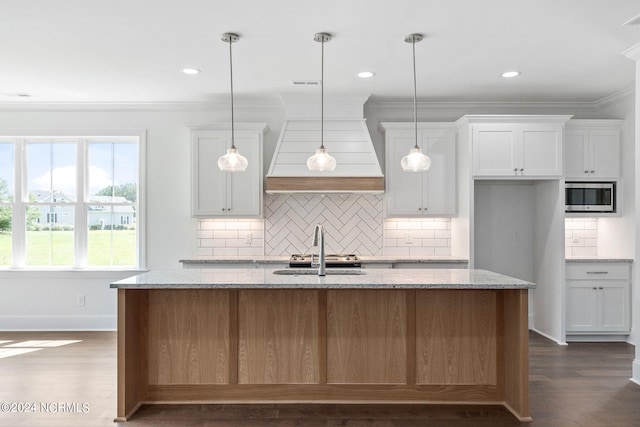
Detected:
left=179, top=257, right=469, bottom=264
left=565, top=258, right=633, bottom=263
left=111, top=268, right=534, bottom=290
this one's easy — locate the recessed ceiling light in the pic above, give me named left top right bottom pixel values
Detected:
left=502, top=71, right=520, bottom=78
left=182, top=68, right=201, bottom=75
left=358, top=71, right=376, bottom=78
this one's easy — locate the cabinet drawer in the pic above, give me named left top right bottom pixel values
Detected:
left=566, top=263, right=630, bottom=280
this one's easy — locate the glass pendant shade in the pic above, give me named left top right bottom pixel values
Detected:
left=307, top=147, right=337, bottom=171
left=218, top=147, right=248, bottom=172
left=401, top=147, right=431, bottom=172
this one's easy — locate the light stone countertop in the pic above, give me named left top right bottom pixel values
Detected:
left=565, top=258, right=633, bottom=263
left=111, top=268, right=534, bottom=290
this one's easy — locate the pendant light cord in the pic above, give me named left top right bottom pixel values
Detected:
left=229, top=36, right=236, bottom=150
left=320, top=36, right=325, bottom=150
left=412, top=37, right=419, bottom=150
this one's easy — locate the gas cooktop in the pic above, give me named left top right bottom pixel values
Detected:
left=288, top=254, right=361, bottom=268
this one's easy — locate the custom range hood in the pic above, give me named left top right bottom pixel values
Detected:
left=266, top=94, right=384, bottom=193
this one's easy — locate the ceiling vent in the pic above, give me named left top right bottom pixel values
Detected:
left=290, top=80, right=321, bottom=86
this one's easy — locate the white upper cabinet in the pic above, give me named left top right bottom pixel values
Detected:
left=565, top=120, right=623, bottom=179
left=472, top=124, right=564, bottom=178
left=189, top=124, right=268, bottom=217
left=381, top=123, right=456, bottom=216
left=457, top=115, right=571, bottom=179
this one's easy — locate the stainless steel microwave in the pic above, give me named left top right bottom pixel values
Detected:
left=565, top=182, right=615, bottom=213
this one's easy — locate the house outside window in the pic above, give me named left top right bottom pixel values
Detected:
left=0, top=132, right=145, bottom=269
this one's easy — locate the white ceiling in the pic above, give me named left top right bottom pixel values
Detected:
left=2, top=0, right=640, bottom=105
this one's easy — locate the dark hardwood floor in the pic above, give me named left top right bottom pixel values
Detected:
left=0, top=331, right=638, bottom=426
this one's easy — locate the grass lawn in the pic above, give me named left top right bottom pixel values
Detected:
left=0, top=232, right=10, bottom=266
left=0, top=230, right=136, bottom=266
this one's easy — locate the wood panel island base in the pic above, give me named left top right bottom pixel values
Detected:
left=111, top=269, right=535, bottom=422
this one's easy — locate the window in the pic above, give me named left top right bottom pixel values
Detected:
left=0, top=132, right=145, bottom=269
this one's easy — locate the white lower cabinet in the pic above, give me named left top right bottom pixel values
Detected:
left=566, top=262, right=631, bottom=338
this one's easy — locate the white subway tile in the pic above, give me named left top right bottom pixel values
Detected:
left=383, top=247, right=410, bottom=256
left=434, top=246, right=452, bottom=256
left=571, top=246, right=597, bottom=256
left=213, top=230, right=238, bottom=239
left=213, top=247, right=239, bottom=256
left=197, top=230, right=214, bottom=239
left=194, top=247, right=213, bottom=256
left=383, top=221, right=397, bottom=230
left=433, top=229, right=451, bottom=239
left=409, top=247, right=435, bottom=257
left=226, top=239, right=246, bottom=247
left=383, top=238, right=398, bottom=247
left=422, top=238, right=449, bottom=247
left=238, top=247, right=264, bottom=257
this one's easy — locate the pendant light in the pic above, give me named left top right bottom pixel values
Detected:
left=307, top=32, right=337, bottom=172
left=401, top=33, right=432, bottom=172
left=217, top=32, right=248, bottom=172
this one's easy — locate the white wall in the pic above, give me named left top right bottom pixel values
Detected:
left=0, top=105, right=285, bottom=330
left=0, top=94, right=634, bottom=331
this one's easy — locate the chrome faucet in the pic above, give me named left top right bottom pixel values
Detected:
left=311, top=224, right=326, bottom=276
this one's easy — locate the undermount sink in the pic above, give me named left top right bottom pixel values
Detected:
left=273, top=269, right=366, bottom=276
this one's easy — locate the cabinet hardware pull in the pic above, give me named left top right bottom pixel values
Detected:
left=598, top=286, right=604, bottom=290
left=593, top=287, right=598, bottom=290
left=514, top=168, right=518, bottom=173
left=584, top=170, right=589, bottom=174
left=587, top=271, right=608, bottom=274
left=590, top=170, right=595, bottom=174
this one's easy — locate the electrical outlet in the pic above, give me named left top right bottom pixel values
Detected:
left=76, top=294, right=85, bottom=306
left=405, top=232, right=412, bottom=244
left=245, top=233, right=252, bottom=245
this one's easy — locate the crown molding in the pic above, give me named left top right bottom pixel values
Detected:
left=594, top=86, right=635, bottom=109
left=622, top=42, right=640, bottom=61
left=0, top=98, right=285, bottom=113
left=364, top=100, right=599, bottom=116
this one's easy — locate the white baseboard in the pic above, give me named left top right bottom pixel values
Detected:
left=531, top=327, right=567, bottom=345
left=0, top=315, right=116, bottom=331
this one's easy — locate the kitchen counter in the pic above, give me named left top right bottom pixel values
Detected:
left=112, top=267, right=532, bottom=290
left=566, top=258, right=633, bottom=263
left=113, top=268, right=532, bottom=422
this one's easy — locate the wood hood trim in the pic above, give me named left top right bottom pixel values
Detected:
left=265, top=176, right=384, bottom=193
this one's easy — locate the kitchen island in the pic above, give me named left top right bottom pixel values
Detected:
left=111, top=268, right=534, bottom=422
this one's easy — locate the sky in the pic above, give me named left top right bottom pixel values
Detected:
left=0, top=140, right=137, bottom=201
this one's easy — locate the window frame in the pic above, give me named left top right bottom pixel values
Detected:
left=0, top=129, right=146, bottom=270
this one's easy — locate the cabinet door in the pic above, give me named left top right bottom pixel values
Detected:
left=192, top=133, right=228, bottom=216
left=566, top=281, right=598, bottom=332
left=564, top=130, right=589, bottom=178
left=472, top=127, right=517, bottom=176
left=589, top=130, right=620, bottom=178
left=227, top=131, right=262, bottom=216
left=520, top=126, right=563, bottom=177
left=422, top=132, right=456, bottom=215
left=191, top=127, right=264, bottom=217
left=385, top=133, right=424, bottom=216
left=598, top=283, right=630, bottom=332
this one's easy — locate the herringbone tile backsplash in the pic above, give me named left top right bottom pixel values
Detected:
left=196, top=194, right=454, bottom=257
left=265, top=194, right=384, bottom=256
